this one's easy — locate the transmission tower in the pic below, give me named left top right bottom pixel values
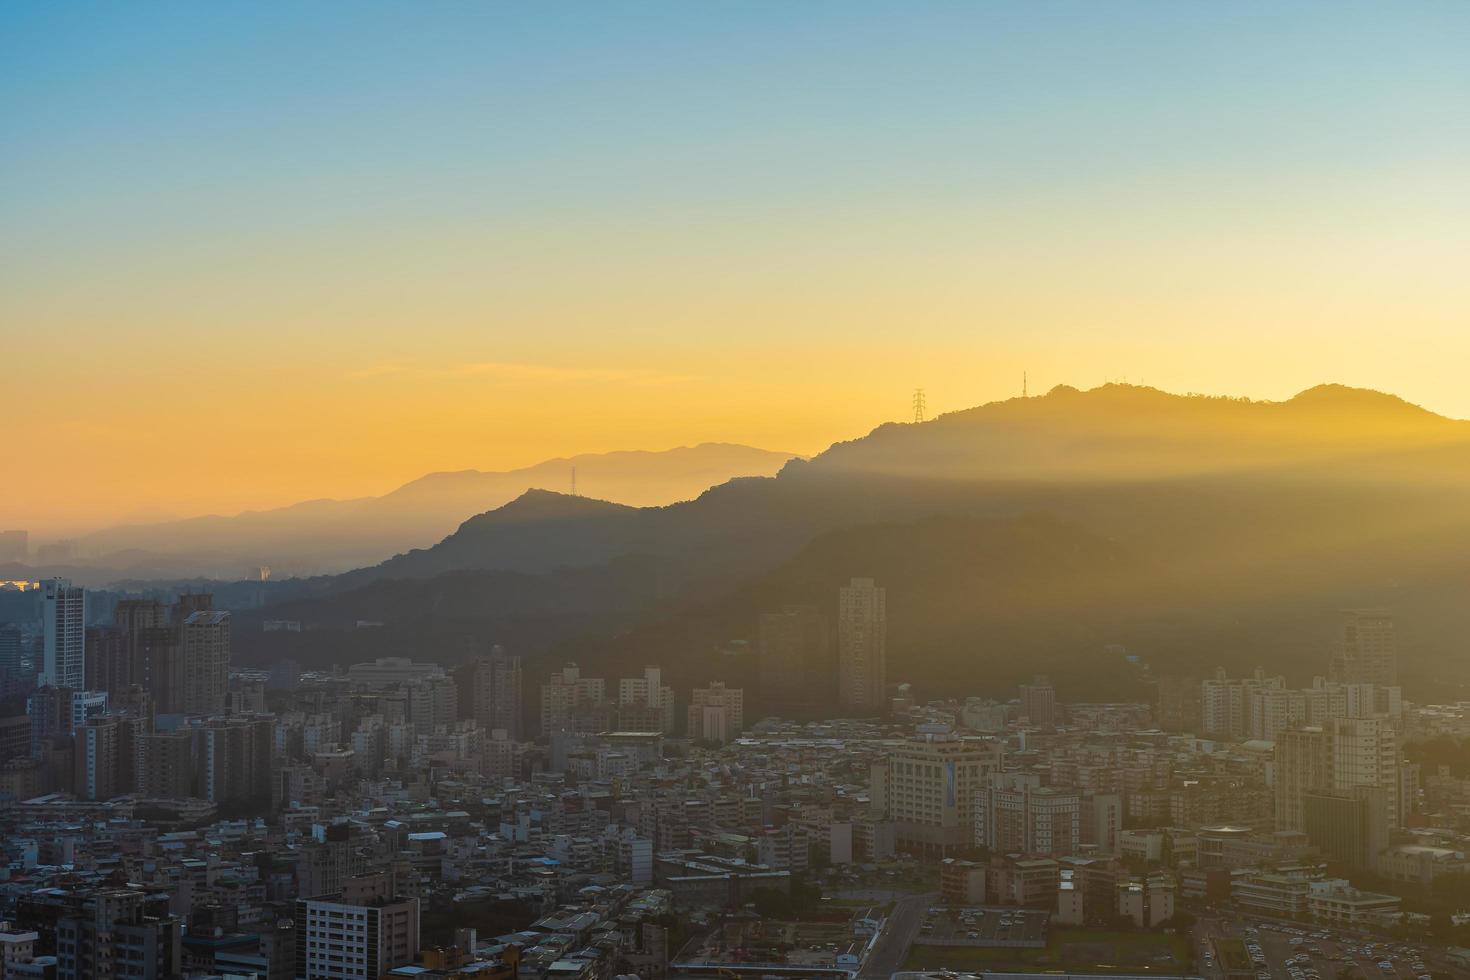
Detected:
left=912, top=387, right=927, bottom=423
left=570, top=466, right=577, bottom=497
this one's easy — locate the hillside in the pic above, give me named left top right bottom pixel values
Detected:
left=246, top=383, right=1470, bottom=703
left=61, top=443, right=794, bottom=578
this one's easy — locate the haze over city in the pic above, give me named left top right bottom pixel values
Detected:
left=4, top=5, right=1470, bottom=980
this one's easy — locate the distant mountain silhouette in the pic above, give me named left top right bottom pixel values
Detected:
left=248, top=383, right=1470, bottom=700
left=63, top=443, right=794, bottom=578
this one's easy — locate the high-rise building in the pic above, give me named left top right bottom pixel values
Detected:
left=1018, top=675, right=1058, bottom=730
left=41, top=578, right=84, bottom=689
left=407, top=675, right=459, bottom=735
left=1200, top=667, right=1286, bottom=738
left=27, top=686, right=109, bottom=756
left=837, top=578, right=886, bottom=714
left=618, top=665, right=675, bottom=733
left=135, top=729, right=197, bottom=799
left=293, top=894, right=419, bottom=980
left=181, top=609, right=230, bottom=716
left=0, top=624, right=23, bottom=675
left=687, top=681, right=744, bottom=744
left=1332, top=610, right=1397, bottom=687
left=200, top=716, right=274, bottom=806
left=84, top=626, right=131, bottom=695
left=1275, top=717, right=1400, bottom=868
left=869, top=731, right=1004, bottom=854
left=74, top=714, right=135, bottom=801
left=757, top=605, right=831, bottom=718
left=468, top=648, right=522, bottom=739
left=540, top=663, right=607, bottom=735
left=136, top=625, right=185, bottom=714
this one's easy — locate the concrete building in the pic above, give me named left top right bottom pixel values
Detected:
left=1276, top=717, right=1400, bottom=866
left=540, top=664, right=607, bottom=736
left=1018, top=675, right=1057, bottom=730
left=201, top=716, right=274, bottom=806
left=293, top=894, right=419, bottom=980
left=686, top=682, right=744, bottom=744
left=55, top=889, right=182, bottom=980
left=407, top=675, right=458, bottom=735
left=345, top=657, right=446, bottom=690
left=837, top=578, right=886, bottom=714
left=1331, top=609, right=1397, bottom=687
left=135, top=729, right=197, bottom=799
left=40, top=578, right=84, bottom=690
left=468, top=649, right=522, bottom=740
left=973, top=774, right=1080, bottom=857
left=74, top=715, right=132, bottom=801
left=870, top=731, right=1003, bottom=854
left=1201, top=667, right=1285, bottom=739
left=618, top=666, right=675, bottom=734
left=182, top=610, right=230, bottom=716
left=1117, top=875, right=1175, bottom=928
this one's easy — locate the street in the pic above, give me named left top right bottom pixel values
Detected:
left=860, top=892, right=936, bottom=980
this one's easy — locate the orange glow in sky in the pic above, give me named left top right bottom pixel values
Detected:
left=4, top=3, right=1468, bottom=535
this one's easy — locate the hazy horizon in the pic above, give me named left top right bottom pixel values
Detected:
left=5, top=2, right=1469, bottom=531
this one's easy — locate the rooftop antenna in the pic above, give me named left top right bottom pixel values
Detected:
left=570, top=466, right=577, bottom=497
left=912, top=387, right=927, bottom=423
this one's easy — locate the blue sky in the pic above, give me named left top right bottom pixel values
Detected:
left=4, top=2, right=1470, bottom=530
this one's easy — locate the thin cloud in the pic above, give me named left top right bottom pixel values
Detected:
left=350, top=360, right=696, bottom=385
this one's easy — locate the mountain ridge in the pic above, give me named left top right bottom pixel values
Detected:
left=57, top=442, right=796, bottom=579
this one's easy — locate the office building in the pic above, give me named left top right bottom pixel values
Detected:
left=41, top=578, right=84, bottom=689
left=837, top=578, right=886, bottom=714
left=870, top=731, right=1004, bottom=854
left=1018, top=675, right=1057, bottom=729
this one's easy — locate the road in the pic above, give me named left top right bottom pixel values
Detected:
left=860, top=892, right=936, bottom=980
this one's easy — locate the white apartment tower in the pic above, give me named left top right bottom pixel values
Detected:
left=41, top=578, right=85, bottom=689
left=618, top=665, right=675, bottom=733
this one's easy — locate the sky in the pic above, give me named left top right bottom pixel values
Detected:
left=3, top=2, right=1469, bottom=536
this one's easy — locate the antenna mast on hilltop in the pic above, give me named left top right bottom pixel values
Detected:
left=570, top=466, right=577, bottom=497
left=912, top=387, right=927, bottom=423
